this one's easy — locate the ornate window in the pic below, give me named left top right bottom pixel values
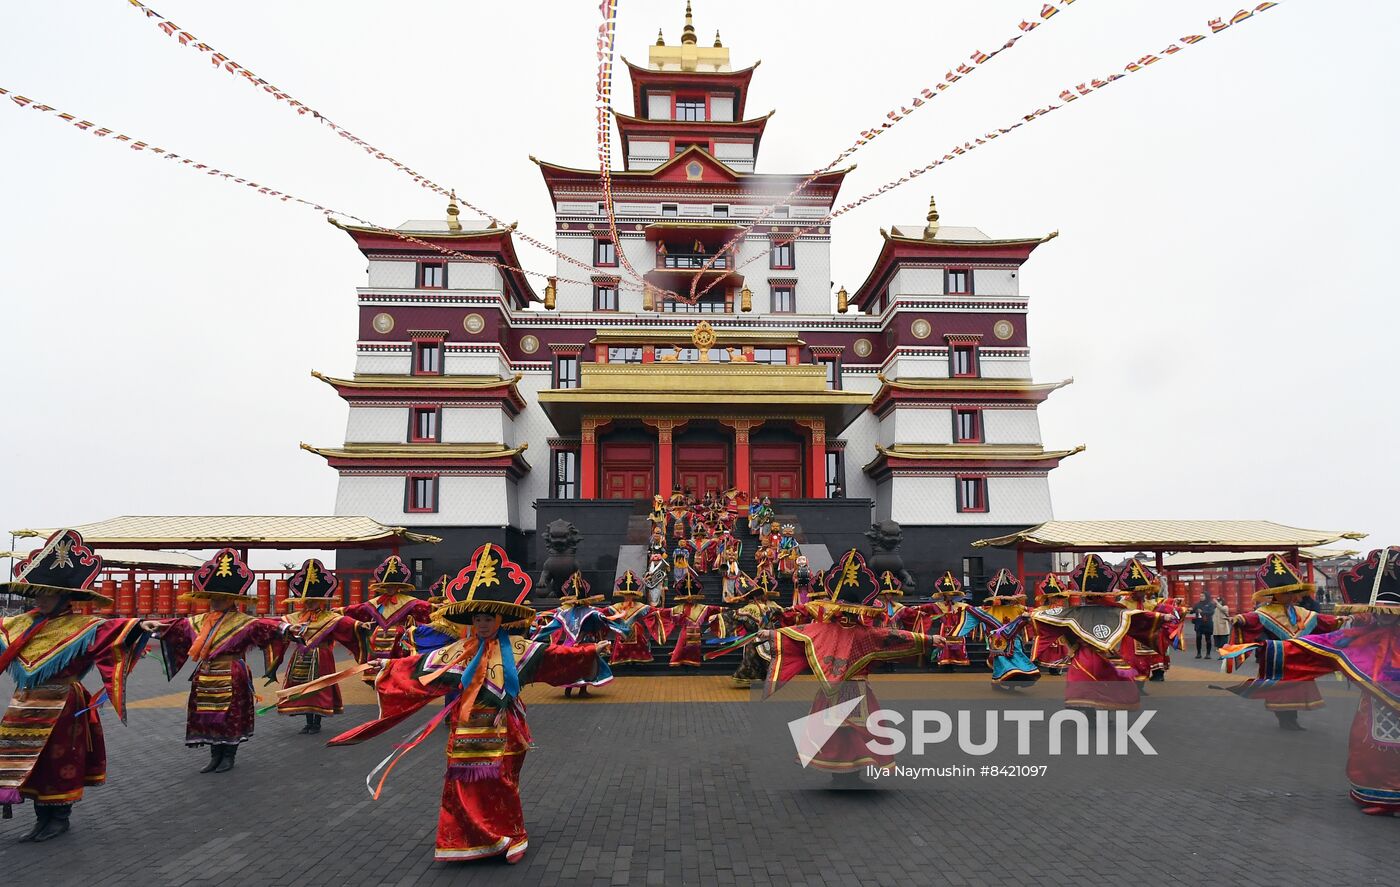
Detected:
left=945, top=269, right=973, bottom=295
left=410, top=407, right=441, bottom=442
left=954, top=409, right=981, bottom=443
left=957, top=476, right=988, bottom=513
left=405, top=476, right=439, bottom=513
left=419, top=262, right=446, bottom=289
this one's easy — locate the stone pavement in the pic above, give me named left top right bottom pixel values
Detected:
left=0, top=650, right=1393, bottom=886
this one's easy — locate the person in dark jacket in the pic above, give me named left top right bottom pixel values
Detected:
left=1189, top=593, right=1217, bottom=658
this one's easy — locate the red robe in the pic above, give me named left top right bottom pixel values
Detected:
left=766, top=612, right=934, bottom=773
left=341, top=594, right=434, bottom=661
left=925, top=601, right=973, bottom=666
left=0, top=610, right=149, bottom=808
left=665, top=602, right=720, bottom=667
left=329, top=635, right=606, bottom=863
left=272, top=609, right=366, bottom=716
left=1031, top=604, right=1166, bottom=711
left=159, top=611, right=285, bottom=746
left=1229, top=604, right=1344, bottom=711
left=1231, top=617, right=1400, bottom=812
left=603, top=601, right=663, bottom=664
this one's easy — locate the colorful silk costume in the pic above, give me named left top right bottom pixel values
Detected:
left=271, top=559, right=365, bottom=728
left=340, top=555, right=433, bottom=661
left=665, top=575, right=720, bottom=667
left=531, top=573, right=614, bottom=691
left=926, top=571, right=975, bottom=667
left=604, top=571, right=664, bottom=665
left=969, top=569, right=1040, bottom=685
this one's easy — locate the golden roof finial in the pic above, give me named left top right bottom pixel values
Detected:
left=446, top=189, right=461, bottom=231
left=681, top=0, right=697, bottom=45
left=656, top=28, right=665, bottom=46
left=923, top=194, right=940, bottom=239
left=714, top=30, right=723, bottom=48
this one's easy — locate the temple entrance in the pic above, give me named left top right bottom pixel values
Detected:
left=599, top=429, right=655, bottom=500
left=673, top=423, right=730, bottom=499
left=750, top=426, right=803, bottom=500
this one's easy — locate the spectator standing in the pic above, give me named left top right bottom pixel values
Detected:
left=1189, top=592, right=1217, bottom=658
left=1211, top=597, right=1231, bottom=658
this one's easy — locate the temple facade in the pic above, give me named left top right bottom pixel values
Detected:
left=305, top=6, right=1081, bottom=589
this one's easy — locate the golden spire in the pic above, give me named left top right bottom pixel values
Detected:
left=681, top=0, right=697, bottom=45
left=446, top=189, right=461, bottom=231
left=714, top=30, right=722, bottom=47
left=656, top=28, right=665, bottom=46
left=923, top=194, right=940, bottom=239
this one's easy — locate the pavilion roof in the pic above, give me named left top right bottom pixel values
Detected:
left=972, top=521, right=1367, bottom=554
left=11, top=516, right=442, bottom=549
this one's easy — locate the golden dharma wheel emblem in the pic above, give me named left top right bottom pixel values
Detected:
left=692, top=320, right=718, bottom=352
left=852, top=338, right=873, bottom=358
left=463, top=313, right=485, bottom=334
left=993, top=319, right=1015, bottom=340
left=520, top=335, right=540, bottom=354
left=371, top=312, right=394, bottom=334
left=910, top=319, right=932, bottom=340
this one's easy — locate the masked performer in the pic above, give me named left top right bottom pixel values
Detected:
left=340, top=556, right=433, bottom=665
left=776, top=524, right=800, bottom=578
left=0, top=530, right=151, bottom=842
left=1028, top=574, right=1073, bottom=675
left=153, top=549, right=288, bottom=774
left=762, top=549, right=942, bottom=779
left=969, top=569, right=1040, bottom=688
left=271, top=559, right=367, bottom=734
left=1225, top=547, right=1399, bottom=814
left=926, top=572, right=975, bottom=668
left=664, top=574, right=720, bottom=668
left=1223, top=553, right=1347, bottom=730
left=532, top=573, right=613, bottom=698
left=791, top=555, right=818, bottom=608
left=643, top=551, right=669, bottom=608
left=604, top=571, right=663, bottom=665
left=329, top=543, right=613, bottom=863
left=1030, top=555, right=1167, bottom=712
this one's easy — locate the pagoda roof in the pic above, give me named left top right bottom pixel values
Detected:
left=311, top=371, right=527, bottom=414
left=328, top=217, right=538, bottom=308
left=622, top=56, right=762, bottom=118
left=863, top=444, right=1085, bottom=477
left=870, top=376, right=1074, bottom=414
left=300, top=442, right=531, bottom=477
left=532, top=145, right=851, bottom=195
left=851, top=227, right=1058, bottom=310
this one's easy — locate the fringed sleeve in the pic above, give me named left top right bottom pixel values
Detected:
left=158, top=617, right=195, bottom=678
left=91, top=618, right=153, bottom=724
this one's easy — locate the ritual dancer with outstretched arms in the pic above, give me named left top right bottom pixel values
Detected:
left=339, top=555, right=433, bottom=664
left=148, top=548, right=290, bottom=774
left=969, top=569, right=1040, bottom=689
left=1225, top=547, right=1397, bottom=815
left=0, top=530, right=153, bottom=842
left=1223, top=553, right=1346, bottom=730
left=329, top=543, right=613, bottom=864
left=604, top=570, right=664, bottom=666
left=269, top=559, right=367, bottom=734
left=531, top=573, right=614, bottom=697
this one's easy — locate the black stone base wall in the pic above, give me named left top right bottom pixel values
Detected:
left=894, top=525, right=1052, bottom=599
left=336, top=526, right=531, bottom=593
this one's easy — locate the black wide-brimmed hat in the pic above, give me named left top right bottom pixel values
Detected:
left=1337, top=547, right=1400, bottom=615
left=188, top=548, right=256, bottom=601
left=876, top=571, right=904, bottom=597
left=369, top=555, right=415, bottom=594
left=1252, top=553, right=1315, bottom=602
left=437, top=542, right=535, bottom=626
left=1114, top=558, right=1159, bottom=597
left=930, top=571, right=967, bottom=600
left=1035, top=572, right=1070, bottom=605
left=290, top=558, right=338, bottom=604
left=614, top=570, right=644, bottom=599
left=3, top=528, right=111, bottom=604
left=820, top=549, right=881, bottom=614
left=426, top=574, right=450, bottom=606
left=560, top=572, right=605, bottom=606
left=673, top=573, right=707, bottom=602
left=1068, top=554, right=1117, bottom=597
left=985, top=568, right=1025, bottom=603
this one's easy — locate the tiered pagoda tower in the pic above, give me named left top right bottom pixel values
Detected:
left=304, top=5, right=1081, bottom=592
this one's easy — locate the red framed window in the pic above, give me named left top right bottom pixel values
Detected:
left=953, top=409, right=982, bottom=443
left=413, top=342, right=443, bottom=376
left=770, top=242, right=794, bottom=270
left=405, top=476, right=439, bottom=513
left=594, top=284, right=619, bottom=311
left=818, top=357, right=841, bottom=389
left=950, top=345, right=979, bottom=378
left=945, top=268, right=972, bottom=295
left=675, top=97, right=707, bottom=121
left=594, top=239, right=617, bottom=267
left=957, top=476, right=988, bottom=513
left=770, top=286, right=796, bottom=314
left=419, top=262, right=446, bottom=289
left=409, top=406, right=440, bottom=442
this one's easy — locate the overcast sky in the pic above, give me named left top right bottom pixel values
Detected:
left=3, top=0, right=1395, bottom=564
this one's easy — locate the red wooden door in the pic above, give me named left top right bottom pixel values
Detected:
left=675, top=443, right=729, bottom=498
left=750, top=442, right=802, bottom=500
left=600, top=442, right=654, bottom=500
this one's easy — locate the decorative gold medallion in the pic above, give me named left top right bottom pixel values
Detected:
left=371, top=312, right=394, bottom=334
left=852, top=338, right=873, bottom=358
left=993, top=320, right=1015, bottom=340
left=520, top=335, right=540, bottom=354
left=691, top=321, right=717, bottom=360
left=463, top=313, right=485, bottom=334
left=910, top=319, right=932, bottom=340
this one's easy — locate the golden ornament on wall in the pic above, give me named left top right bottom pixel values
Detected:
left=852, top=338, right=873, bottom=358
left=993, top=320, right=1015, bottom=340
left=520, top=335, right=540, bottom=354
left=371, top=312, right=394, bottom=334
left=910, top=319, right=932, bottom=340
left=463, top=313, right=485, bottom=334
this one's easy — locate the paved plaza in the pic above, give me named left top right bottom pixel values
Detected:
left=0, top=651, right=1393, bottom=887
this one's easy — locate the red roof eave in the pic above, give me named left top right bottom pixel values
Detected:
left=334, top=224, right=539, bottom=306
left=329, top=384, right=526, bottom=416
left=623, top=57, right=761, bottom=117
left=851, top=235, right=1049, bottom=309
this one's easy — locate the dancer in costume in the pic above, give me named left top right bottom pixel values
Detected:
left=1114, top=559, right=1175, bottom=685
left=151, top=548, right=289, bottom=774
left=0, top=530, right=152, bottom=842
left=532, top=573, right=613, bottom=698
left=271, top=559, right=367, bottom=734
left=1028, top=573, right=1072, bottom=675
left=329, top=543, right=613, bottom=863
left=927, top=571, right=975, bottom=668
left=718, top=542, right=744, bottom=602
left=760, top=549, right=943, bottom=779
left=791, top=555, right=817, bottom=608
left=340, top=556, right=433, bottom=664
left=724, top=576, right=784, bottom=686
left=1224, top=553, right=1346, bottom=730
left=775, top=524, right=800, bottom=578
left=1225, top=546, right=1398, bottom=814
left=1030, top=555, right=1167, bottom=712
left=969, top=569, right=1040, bottom=688
left=604, top=571, right=663, bottom=665
left=664, top=574, right=720, bottom=668
left=647, top=494, right=669, bottom=538
left=643, top=551, right=669, bottom=607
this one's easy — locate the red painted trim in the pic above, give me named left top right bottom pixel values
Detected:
left=408, top=405, right=442, bottom=443
left=956, top=475, right=989, bottom=513
left=404, top=475, right=440, bottom=513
